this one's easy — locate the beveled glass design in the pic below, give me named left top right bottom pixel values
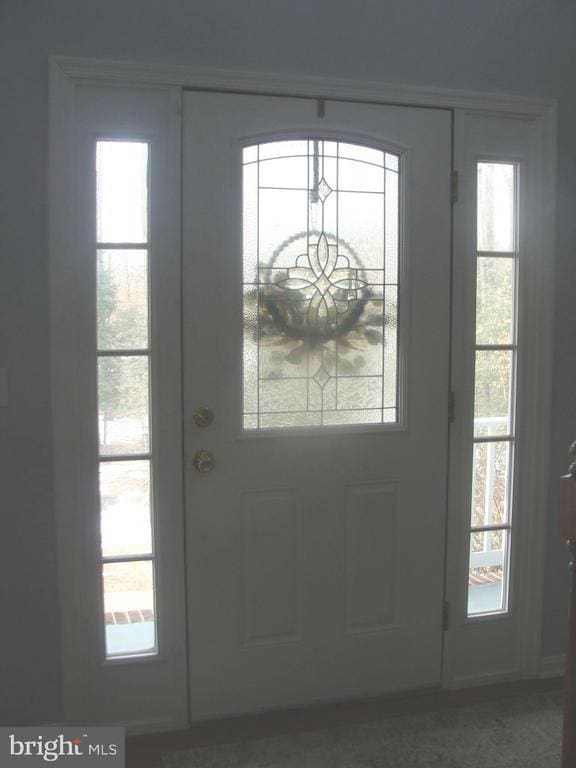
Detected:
left=243, top=140, right=400, bottom=429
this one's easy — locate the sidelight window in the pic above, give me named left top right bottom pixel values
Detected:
left=96, top=140, right=157, bottom=657
left=467, top=161, right=518, bottom=616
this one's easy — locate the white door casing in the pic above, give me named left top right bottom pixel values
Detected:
left=51, top=82, right=188, bottom=728
left=48, top=58, right=555, bottom=731
left=443, top=110, right=556, bottom=686
left=182, top=91, right=451, bottom=719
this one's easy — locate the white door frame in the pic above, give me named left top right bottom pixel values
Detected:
left=182, top=92, right=452, bottom=718
left=49, top=56, right=556, bottom=732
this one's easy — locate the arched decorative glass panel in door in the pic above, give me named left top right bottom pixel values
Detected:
left=242, top=139, right=400, bottom=429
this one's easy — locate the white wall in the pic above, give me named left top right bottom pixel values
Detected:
left=1, top=0, right=574, bottom=723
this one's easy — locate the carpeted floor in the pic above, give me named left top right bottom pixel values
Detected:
left=161, top=691, right=563, bottom=768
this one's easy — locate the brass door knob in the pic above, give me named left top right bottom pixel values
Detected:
left=192, top=449, right=215, bottom=473
left=193, top=406, right=214, bottom=428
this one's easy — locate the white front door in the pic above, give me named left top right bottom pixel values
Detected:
left=182, top=91, right=451, bottom=720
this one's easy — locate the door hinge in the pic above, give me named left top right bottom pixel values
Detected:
left=451, top=170, right=459, bottom=204
left=443, top=600, right=450, bottom=631
left=448, top=391, right=456, bottom=424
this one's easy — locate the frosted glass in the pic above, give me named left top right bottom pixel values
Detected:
left=259, top=412, right=321, bottom=429
left=243, top=288, right=258, bottom=416
left=243, top=139, right=399, bottom=430
left=259, top=379, right=308, bottom=413
left=385, top=169, right=399, bottom=284
left=259, top=156, right=308, bottom=189
left=258, top=141, right=308, bottom=160
left=337, top=377, right=382, bottom=410
left=323, top=409, right=382, bottom=426
left=338, top=159, right=384, bottom=193
left=338, top=192, right=384, bottom=270
left=243, top=163, right=258, bottom=283
left=258, top=188, right=309, bottom=266
left=383, top=287, right=398, bottom=411
left=339, top=143, right=384, bottom=167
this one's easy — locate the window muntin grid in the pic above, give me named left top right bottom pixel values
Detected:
left=467, top=161, right=518, bottom=617
left=242, top=140, right=400, bottom=430
left=95, top=140, right=157, bottom=657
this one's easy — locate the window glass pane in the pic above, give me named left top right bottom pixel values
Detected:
left=97, top=141, right=148, bottom=243
left=103, top=560, right=156, bottom=656
left=243, top=162, right=258, bottom=284
left=338, top=192, right=384, bottom=270
left=243, top=287, right=258, bottom=417
left=477, top=162, right=515, bottom=252
left=471, top=441, right=512, bottom=526
left=259, top=412, right=322, bottom=429
left=259, top=379, right=308, bottom=413
left=257, top=141, right=309, bottom=160
left=100, top=460, right=152, bottom=557
left=385, top=153, right=399, bottom=172
left=383, top=285, right=398, bottom=410
left=337, top=377, right=382, bottom=410
left=385, top=168, right=399, bottom=284
left=337, top=159, right=384, bottom=193
left=97, top=249, right=148, bottom=351
left=468, top=530, right=509, bottom=615
left=243, top=139, right=399, bottom=429
left=474, top=350, right=513, bottom=436
left=476, top=257, right=515, bottom=345
left=338, top=143, right=384, bottom=167
left=323, top=409, right=382, bottom=426
left=258, top=156, right=309, bottom=189
left=98, top=356, right=150, bottom=455
left=258, top=188, right=309, bottom=268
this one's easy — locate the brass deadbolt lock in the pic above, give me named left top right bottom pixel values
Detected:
left=193, top=406, right=215, bottom=428
left=192, top=449, right=215, bottom=473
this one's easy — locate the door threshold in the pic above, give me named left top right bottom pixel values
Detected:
left=126, top=676, right=563, bottom=767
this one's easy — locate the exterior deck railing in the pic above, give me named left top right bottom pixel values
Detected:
left=469, top=415, right=509, bottom=573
